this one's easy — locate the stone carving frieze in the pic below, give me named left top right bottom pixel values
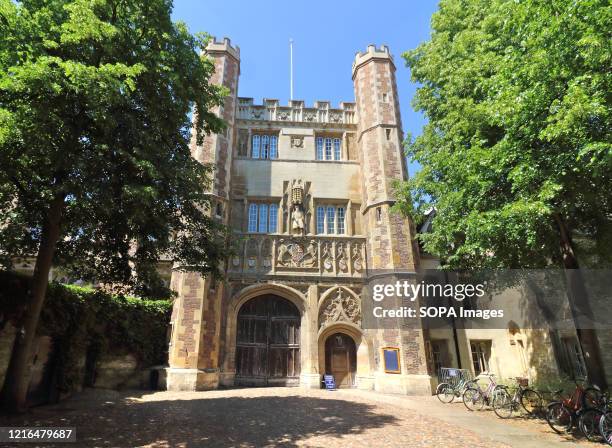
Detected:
left=230, top=235, right=366, bottom=276
left=319, top=287, right=361, bottom=328
left=277, top=238, right=318, bottom=269
left=290, top=136, right=304, bottom=148
left=351, top=242, right=364, bottom=272
left=321, top=241, right=333, bottom=272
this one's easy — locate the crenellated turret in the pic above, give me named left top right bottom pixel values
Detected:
left=353, top=44, right=429, bottom=394
left=352, top=43, right=415, bottom=271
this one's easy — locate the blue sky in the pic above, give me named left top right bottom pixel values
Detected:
left=172, top=0, right=439, bottom=175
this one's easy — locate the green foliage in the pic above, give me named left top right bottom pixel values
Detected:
left=397, top=0, right=612, bottom=269
left=0, top=271, right=171, bottom=392
left=0, top=0, right=229, bottom=292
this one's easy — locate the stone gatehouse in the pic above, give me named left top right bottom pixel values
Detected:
left=166, top=37, right=432, bottom=394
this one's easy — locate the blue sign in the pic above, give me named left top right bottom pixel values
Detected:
left=323, top=374, right=336, bottom=390
left=383, top=347, right=401, bottom=373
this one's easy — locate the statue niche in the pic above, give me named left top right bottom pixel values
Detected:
left=283, top=179, right=312, bottom=236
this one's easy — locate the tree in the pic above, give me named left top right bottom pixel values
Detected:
left=0, top=0, right=228, bottom=412
left=397, top=0, right=611, bottom=387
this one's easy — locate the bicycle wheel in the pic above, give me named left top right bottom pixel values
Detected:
left=436, top=383, right=455, bottom=403
left=546, top=401, right=573, bottom=434
left=520, top=388, right=543, bottom=415
left=493, top=389, right=514, bottom=419
left=600, top=411, right=612, bottom=446
left=579, top=408, right=603, bottom=442
left=583, top=387, right=603, bottom=409
left=463, top=387, right=485, bottom=411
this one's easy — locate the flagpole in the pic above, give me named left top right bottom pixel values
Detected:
left=289, top=38, right=294, bottom=101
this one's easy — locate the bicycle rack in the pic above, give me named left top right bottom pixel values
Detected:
left=438, top=367, right=474, bottom=388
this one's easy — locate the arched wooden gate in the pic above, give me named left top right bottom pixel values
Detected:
left=235, top=295, right=300, bottom=386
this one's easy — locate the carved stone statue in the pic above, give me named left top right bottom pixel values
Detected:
left=291, top=204, right=305, bottom=235
left=302, top=240, right=318, bottom=267
left=277, top=239, right=289, bottom=266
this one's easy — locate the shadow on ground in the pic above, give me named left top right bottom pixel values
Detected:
left=0, top=389, right=400, bottom=447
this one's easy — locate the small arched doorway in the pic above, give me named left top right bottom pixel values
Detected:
left=235, top=294, right=300, bottom=386
left=325, top=333, right=357, bottom=388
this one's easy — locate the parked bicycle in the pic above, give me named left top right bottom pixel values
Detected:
left=600, top=409, right=612, bottom=446
left=578, top=391, right=611, bottom=442
left=462, top=373, right=505, bottom=411
left=492, top=377, right=543, bottom=418
left=545, top=380, right=602, bottom=434
left=436, top=368, right=476, bottom=403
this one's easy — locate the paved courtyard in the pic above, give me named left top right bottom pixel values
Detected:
left=0, top=387, right=588, bottom=448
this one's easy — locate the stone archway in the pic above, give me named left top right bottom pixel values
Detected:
left=221, top=283, right=307, bottom=387
left=324, top=332, right=357, bottom=388
left=235, top=294, right=301, bottom=386
left=317, top=323, right=375, bottom=390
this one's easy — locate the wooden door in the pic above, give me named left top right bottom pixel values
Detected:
left=325, top=333, right=356, bottom=388
left=331, top=346, right=350, bottom=386
left=235, top=295, right=300, bottom=386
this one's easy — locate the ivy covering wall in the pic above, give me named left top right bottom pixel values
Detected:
left=0, top=272, right=171, bottom=393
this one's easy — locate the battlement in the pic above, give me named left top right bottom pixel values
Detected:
left=237, top=98, right=356, bottom=125
left=352, top=44, right=394, bottom=76
left=206, top=36, right=240, bottom=61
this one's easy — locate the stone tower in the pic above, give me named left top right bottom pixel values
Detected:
left=166, top=37, right=240, bottom=391
left=352, top=45, right=430, bottom=393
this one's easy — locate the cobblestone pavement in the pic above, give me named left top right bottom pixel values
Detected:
left=0, top=387, right=585, bottom=448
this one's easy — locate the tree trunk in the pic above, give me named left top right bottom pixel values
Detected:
left=0, top=194, right=64, bottom=413
left=554, top=213, right=608, bottom=390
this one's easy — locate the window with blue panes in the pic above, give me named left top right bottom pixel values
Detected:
left=251, top=134, right=278, bottom=159
left=252, top=135, right=260, bottom=158
left=325, top=138, right=333, bottom=160
left=326, top=207, right=335, bottom=234
left=337, top=207, right=345, bottom=234
left=270, top=136, right=278, bottom=159
left=316, top=206, right=325, bottom=233
left=316, top=137, right=342, bottom=161
left=261, top=135, right=269, bottom=159
left=333, top=138, right=341, bottom=160
left=316, top=137, right=324, bottom=160
left=269, top=204, right=278, bottom=232
left=248, top=204, right=258, bottom=232
left=247, top=202, right=279, bottom=233
left=317, top=205, right=347, bottom=234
